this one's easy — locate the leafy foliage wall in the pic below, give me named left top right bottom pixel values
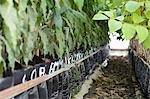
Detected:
left=92, top=0, right=150, bottom=63
left=0, top=0, right=109, bottom=74
left=93, top=0, right=150, bottom=49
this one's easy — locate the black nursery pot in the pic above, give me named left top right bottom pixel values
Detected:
left=0, top=46, right=109, bottom=99
left=129, top=49, right=150, bottom=98
left=0, top=76, right=13, bottom=91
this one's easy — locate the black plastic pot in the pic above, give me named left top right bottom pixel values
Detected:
left=0, top=46, right=109, bottom=99
left=129, top=49, right=150, bottom=98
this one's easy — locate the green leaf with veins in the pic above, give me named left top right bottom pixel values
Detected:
left=102, top=11, right=114, bottom=18
left=136, top=25, right=148, bottom=43
left=115, top=16, right=124, bottom=21
left=41, top=0, right=47, bottom=19
left=108, top=19, right=122, bottom=32
left=122, top=23, right=136, bottom=39
left=0, top=0, right=19, bottom=51
left=39, top=29, right=50, bottom=55
left=143, top=33, right=150, bottom=49
left=92, top=13, right=109, bottom=20
left=145, top=10, right=150, bottom=19
left=74, top=0, right=84, bottom=11
left=125, top=1, right=141, bottom=13
left=132, top=13, right=144, bottom=24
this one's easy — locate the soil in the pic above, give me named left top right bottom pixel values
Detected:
left=84, top=56, right=145, bottom=99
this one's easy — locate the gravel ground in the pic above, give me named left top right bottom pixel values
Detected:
left=84, top=56, right=145, bottom=99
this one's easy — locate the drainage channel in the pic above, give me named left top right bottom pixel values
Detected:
left=74, top=56, right=145, bottom=99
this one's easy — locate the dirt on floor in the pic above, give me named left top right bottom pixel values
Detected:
left=84, top=56, right=145, bottom=99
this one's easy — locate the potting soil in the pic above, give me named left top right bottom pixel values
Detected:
left=84, top=56, right=145, bottom=99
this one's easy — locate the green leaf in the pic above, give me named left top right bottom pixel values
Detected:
left=116, top=8, right=122, bottom=16
left=136, top=25, right=149, bottom=43
left=108, top=19, right=122, bottom=32
left=113, top=0, right=121, bottom=7
left=0, top=63, right=3, bottom=77
left=122, top=23, right=136, bottom=39
left=39, top=29, right=50, bottom=55
left=27, top=6, right=37, bottom=32
left=92, top=13, right=109, bottom=20
left=41, top=0, right=47, bottom=19
left=146, top=1, right=150, bottom=10
left=54, top=13, right=63, bottom=28
left=132, top=13, right=144, bottom=24
left=18, top=0, right=28, bottom=11
left=0, top=0, right=19, bottom=51
left=74, top=0, right=84, bottom=11
left=145, top=10, right=150, bottom=19
left=125, top=1, right=141, bottom=13
left=0, top=36, right=15, bottom=69
left=102, top=11, right=114, bottom=18
left=23, top=31, right=37, bottom=65
left=143, top=33, right=150, bottom=49
left=56, top=28, right=65, bottom=58
left=62, top=0, right=71, bottom=9
left=0, top=41, right=6, bottom=71
left=72, top=10, right=87, bottom=22
left=115, top=16, right=124, bottom=21
left=148, top=20, right=150, bottom=27
left=18, top=0, right=28, bottom=27
left=31, top=0, right=38, bottom=13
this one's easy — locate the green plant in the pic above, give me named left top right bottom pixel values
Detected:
left=0, top=0, right=109, bottom=76
left=93, top=0, right=150, bottom=49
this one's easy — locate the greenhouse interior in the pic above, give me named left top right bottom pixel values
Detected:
left=0, top=0, right=150, bottom=99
